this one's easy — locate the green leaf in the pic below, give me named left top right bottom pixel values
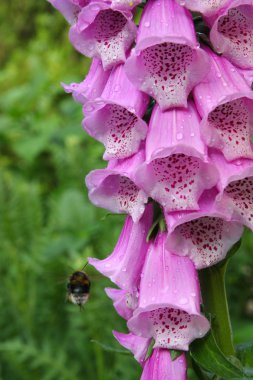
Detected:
left=90, top=340, right=130, bottom=355
left=236, top=342, right=253, bottom=377
left=190, top=331, right=244, bottom=379
left=170, top=349, right=183, bottom=361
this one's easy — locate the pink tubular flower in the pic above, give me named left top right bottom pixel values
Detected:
left=89, top=204, right=153, bottom=290
left=48, top=0, right=88, bottom=24
left=85, top=147, right=148, bottom=222
left=175, top=0, right=230, bottom=17
left=127, top=233, right=210, bottom=351
left=193, top=49, right=253, bottom=162
left=210, top=0, right=253, bottom=69
left=113, top=331, right=151, bottom=366
left=105, top=288, right=134, bottom=320
left=212, top=152, right=253, bottom=231
left=165, top=190, right=244, bottom=269
left=125, top=0, right=209, bottom=110
left=83, top=64, right=149, bottom=160
left=69, top=2, right=137, bottom=70
left=134, top=102, right=218, bottom=212
left=141, top=349, right=187, bottom=380
left=62, top=58, right=110, bottom=104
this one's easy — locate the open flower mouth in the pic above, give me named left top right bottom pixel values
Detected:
left=224, top=176, right=253, bottom=228
left=206, top=97, right=253, bottom=161
left=212, top=4, right=253, bottom=68
left=139, top=42, right=194, bottom=109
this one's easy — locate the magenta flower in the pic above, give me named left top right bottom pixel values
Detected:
left=113, top=331, right=151, bottom=366
left=212, top=152, right=253, bottom=231
left=140, top=349, right=187, bottom=380
left=48, top=0, right=88, bottom=24
left=89, top=204, right=153, bottom=290
left=83, top=63, right=148, bottom=159
left=85, top=147, right=148, bottom=222
left=125, top=0, right=209, bottom=110
left=134, top=102, right=218, bottom=212
left=210, top=0, right=253, bottom=69
left=165, top=190, right=244, bottom=269
left=176, top=0, right=230, bottom=16
left=62, top=58, right=110, bottom=104
left=105, top=288, right=135, bottom=320
left=127, top=233, right=210, bottom=351
left=69, top=2, right=137, bottom=70
left=193, top=49, right=253, bottom=162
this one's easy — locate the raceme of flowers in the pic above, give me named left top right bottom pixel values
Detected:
left=49, top=0, right=253, bottom=378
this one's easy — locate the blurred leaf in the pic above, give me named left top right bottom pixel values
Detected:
left=90, top=340, right=130, bottom=355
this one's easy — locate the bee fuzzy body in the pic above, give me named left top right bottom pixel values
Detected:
left=67, top=271, right=91, bottom=307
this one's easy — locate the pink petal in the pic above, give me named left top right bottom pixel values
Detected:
left=194, top=49, right=253, bottom=162
left=175, top=0, right=230, bottom=16
left=83, top=64, right=148, bottom=159
left=125, top=0, right=209, bottom=110
left=69, top=2, right=137, bottom=70
left=85, top=148, right=148, bottom=222
left=210, top=1, right=253, bottom=69
left=48, top=0, right=82, bottom=23
left=62, top=58, right=110, bottom=104
left=212, top=152, right=253, bottom=231
left=165, top=191, right=244, bottom=269
left=110, top=0, right=142, bottom=10
left=134, top=103, right=218, bottom=213
left=105, top=288, right=134, bottom=320
left=141, top=349, right=187, bottom=380
left=88, top=204, right=153, bottom=290
left=127, top=234, right=210, bottom=351
left=112, top=331, right=151, bottom=365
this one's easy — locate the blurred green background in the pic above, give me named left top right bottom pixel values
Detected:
left=0, top=2, right=252, bottom=379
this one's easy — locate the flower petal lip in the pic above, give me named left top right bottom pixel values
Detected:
left=212, top=152, right=253, bottom=231
left=105, top=288, right=133, bottom=320
left=175, top=0, right=231, bottom=17
left=83, top=64, right=149, bottom=160
left=127, top=234, right=210, bottom=351
left=165, top=190, right=244, bottom=269
left=134, top=103, right=218, bottom=213
left=69, top=2, right=137, bottom=70
left=62, top=58, right=110, bottom=104
left=88, top=204, right=153, bottom=291
left=210, top=0, right=253, bottom=69
left=48, top=0, right=83, bottom=24
left=85, top=148, right=148, bottom=223
left=194, top=49, right=253, bottom=162
left=125, top=0, right=210, bottom=110
left=141, top=349, right=187, bottom=380
left=112, top=331, right=151, bottom=365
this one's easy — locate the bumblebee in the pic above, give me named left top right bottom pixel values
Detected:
left=67, top=270, right=91, bottom=307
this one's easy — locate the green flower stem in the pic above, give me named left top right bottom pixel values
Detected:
left=199, top=261, right=235, bottom=357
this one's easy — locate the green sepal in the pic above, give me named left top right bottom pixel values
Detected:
left=236, top=342, right=253, bottom=377
left=217, top=239, right=242, bottom=268
left=190, top=331, right=244, bottom=379
left=145, top=338, right=155, bottom=360
left=170, top=349, right=183, bottom=361
left=90, top=340, right=130, bottom=355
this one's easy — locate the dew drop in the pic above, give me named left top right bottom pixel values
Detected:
left=144, top=21, right=150, bottom=27
left=177, top=132, right=183, bottom=140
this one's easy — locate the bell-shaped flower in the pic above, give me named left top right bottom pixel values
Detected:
left=175, top=0, right=230, bottom=17
left=141, top=349, right=187, bottom=380
left=62, top=58, right=110, bottom=104
left=134, top=102, right=218, bottom=213
left=210, top=0, right=253, bottom=69
left=212, top=152, right=253, bottom=231
left=193, top=49, right=253, bottom=162
left=113, top=331, right=151, bottom=366
left=85, top=147, right=148, bottom=222
left=127, top=233, right=210, bottom=351
left=89, top=204, right=153, bottom=291
left=97, top=0, right=142, bottom=11
left=105, top=288, right=134, bottom=320
left=83, top=64, right=148, bottom=160
left=166, top=189, right=244, bottom=269
left=125, top=0, right=209, bottom=110
left=48, top=0, right=88, bottom=24
left=69, top=2, right=137, bottom=70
